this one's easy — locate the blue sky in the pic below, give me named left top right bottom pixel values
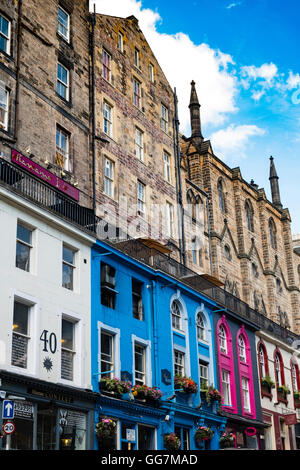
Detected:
left=92, top=0, right=300, bottom=234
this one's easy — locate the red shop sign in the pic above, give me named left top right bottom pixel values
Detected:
left=284, top=414, right=297, bottom=426
left=245, top=427, right=257, bottom=436
left=11, top=149, right=79, bottom=201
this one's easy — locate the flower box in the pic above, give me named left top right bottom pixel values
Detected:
left=174, top=375, right=198, bottom=394
left=99, top=377, right=132, bottom=397
left=200, top=386, right=222, bottom=406
left=131, top=384, right=163, bottom=404
left=277, top=385, right=290, bottom=401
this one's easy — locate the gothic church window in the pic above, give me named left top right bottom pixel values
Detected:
left=269, top=218, right=277, bottom=250
left=218, top=179, right=225, bottom=213
left=245, top=200, right=254, bottom=232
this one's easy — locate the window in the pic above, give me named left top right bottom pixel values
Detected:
left=259, top=345, right=266, bottom=378
left=0, top=14, right=10, bottom=54
left=252, top=263, right=259, bottom=278
left=101, top=331, right=114, bottom=377
left=101, top=263, right=117, bottom=309
left=0, top=85, right=9, bottom=130
left=102, top=50, right=111, bottom=82
left=291, top=363, right=298, bottom=391
left=118, top=31, right=124, bottom=52
left=163, top=151, right=171, bottom=183
left=269, top=218, right=277, bottom=250
left=137, top=181, right=146, bottom=216
left=132, top=279, right=143, bottom=320
left=276, top=278, right=283, bottom=294
left=175, top=427, right=190, bottom=451
left=135, top=127, right=144, bottom=161
left=218, top=179, right=225, bottom=213
left=133, top=78, right=141, bottom=108
left=103, top=101, right=113, bottom=137
left=197, top=313, right=206, bottom=342
left=238, top=335, right=246, bottom=362
left=242, top=377, right=251, bottom=412
left=199, top=361, right=209, bottom=390
left=58, top=6, right=70, bottom=41
left=171, top=301, right=181, bottom=330
left=62, top=245, right=75, bottom=290
left=224, top=245, right=231, bottom=261
left=134, top=344, right=146, bottom=385
left=174, top=350, right=185, bottom=377
left=275, top=353, right=282, bottom=387
left=16, top=223, right=32, bottom=272
left=221, top=370, right=231, bottom=406
left=149, top=63, right=154, bottom=82
left=192, top=238, right=197, bottom=264
left=161, top=104, right=168, bottom=133
left=57, top=62, right=69, bottom=101
left=61, top=318, right=75, bottom=381
left=166, top=202, right=174, bottom=238
left=56, top=126, right=70, bottom=171
left=11, top=302, right=30, bottom=369
left=245, top=200, right=254, bottom=232
left=134, top=48, right=140, bottom=68
left=104, top=157, right=114, bottom=198
left=219, top=325, right=227, bottom=354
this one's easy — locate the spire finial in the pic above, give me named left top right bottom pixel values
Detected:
left=189, top=81, right=203, bottom=143
left=269, top=156, right=282, bottom=209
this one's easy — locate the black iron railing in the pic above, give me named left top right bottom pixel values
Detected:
left=0, top=158, right=100, bottom=233
left=113, top=239, right=300, bottom=346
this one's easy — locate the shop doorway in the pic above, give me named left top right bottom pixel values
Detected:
left=37, top=404, right=57, bottom=450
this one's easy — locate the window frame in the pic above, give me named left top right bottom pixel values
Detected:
left=56, top=125, right=70, bottom=171
left=133, top=78, right=141, bottom=109
left=241, top=376, right=251, bottom=412
left=221, top=369, right=232, bottom=406
left=57, top=5, right=70, bottom=42
left=62, top=244, right=76, bottom=291
left=11, top=301, right=31, bottom=370
left=163, top=151, right=171, bottom=183
left=100, top=330, right=114, bottom=378
left=132, top=278, right=144, bottom=321
left=103, top=100, right=113, bottom=137
left=161, top=104, right=169, bottom=133
left=196, top=312, right=206, bottom=342
left=0, top=13, right=11, bottom=55
left=137, top=181, right=146, bottom=217
left=118, top=31, right=124, bottom=52
left=174, top=349, right=185, bottom=377
left=102, top=49, right=112, bottom=83
left=166, top=201, right=174, bottom=238
left=134, top=48, right=140, bottom=68
left=15, top=222, right=33, bottom=272
left=104, top=157, right=115, bottom=199
left=171, top=300, right=182, bottom=331
left=219, top=325, right=227, bottom=354
left=57, top=62, right=70, bottom=101
left=0, top=84, right=9, bottom=130
left=135, top=127, right=144, bottom=161
left=134, top=343, right=146, bottom=386
left=199, top=360, right=209, bottom=390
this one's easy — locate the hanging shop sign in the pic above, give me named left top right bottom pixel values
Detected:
left=11, top=149, right=79, bottom=201
left=14, top=402, right=34, bottom=420
left=245, top=427, right=257, bottom=437
left=284, top=414, right=297, bottom=426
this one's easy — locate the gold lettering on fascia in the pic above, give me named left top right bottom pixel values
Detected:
left=15, top=153, right=52, bottom=182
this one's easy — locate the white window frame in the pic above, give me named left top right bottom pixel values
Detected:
left=242, top=377, right=251, bottom=412
left=275, top=354, right=282, bottom=387
left=149, top=63, right=154, bottom=83
left=163, top=151, right=171, bottom=183
left=62, top=243, right=77, bottom=291
left=0, top=13, right=11, bottom=55
left=134, top=48, right=140, bottom=68
left=57, top=6, right=70, bottom=42
left=0, top=84, right=9, bottom=130
left=132, top=335, right=151, bottom=386
left=59, top=311, right=82, bottom=386
left=199, top=360, right=209, bottom=390
left=197, top=313, right=206, bottom=342
left=137, top=181, right=146, bottom=217
left=222, top=369, right=231, bottom=406
left=118, top=31, right=124, bottom=52
left=104, top=157, right=115, bottom=198
left=98, top=322, right=121, bottom=378
left=56, top=126, right=70, bottom=171
left=57, top=62, right=69, bottom=101
left=133, top=78, right=141, bottom=109
left=10, top=291, right=39, bottom=376
left=171, top=300, right=181, bottom=331
left=174, top=349, right=185, bottom=377
left=103, top=101, right=113, bottom=137
left=259, top=346, right=266, bottom=378
left=161, top=104, right=169, bottom=133
left=135, top=127, right=144, bottom=161
left=102, top=49, right=111, bottom=82
left=219, top=325, right=227, bottom=354
left=238, top=335, right=246, bottom=362
left=166, top=202, right=174, bottom=238
left=15, top=221, right=33, bottom=273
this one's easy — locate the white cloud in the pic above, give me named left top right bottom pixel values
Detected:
left=210, top=124, right=266, bottom=160
left=286, top=71, right=300, bottom=90
left=226, top=2, right=243, bottom=9
left=90, top=0, right=238, bottom=132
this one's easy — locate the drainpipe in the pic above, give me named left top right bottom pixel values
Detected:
left=90, top=5, right=96, bottom=215
left=206, top=196, right=214, bottom=276
left=151, top=280, right=159, bottom=386
left=14, top=0, right=23, bottom=140
left=173, top=88, right=186, bottom=266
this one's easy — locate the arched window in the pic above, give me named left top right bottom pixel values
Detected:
left=274, top=352, right=284, bottom=388
left=245, top=200, right=254, bottom=232
left=291, top=363, right=298, bottom=392
left=218, top=179, right=225, bottom=213
left=238, top=335, right=246, bottom=362
left=171, top=300, right=181, bottom=330
left=191, top=237, right=197, bottom=265
left=196, top=312, right=206, bottom=342
left=269, top=218, right=277, bottom=250
left=259, top=346, right=266, bottom=378
left=219, top=325, right=227, bottom=354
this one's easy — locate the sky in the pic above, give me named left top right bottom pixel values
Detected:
left=90, top=0, right=300, bottom=234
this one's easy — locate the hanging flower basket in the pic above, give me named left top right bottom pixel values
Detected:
left=163, top=433, right=181, bottom=451
left=201, top=386, right=222, bottom=405
left=220, top=432, right=235, bottom=448
left=131, top=384, right=163, bottom=403
left=95, top=417, right=117, bottom=440
left=195, top=426, right=214, bottom=444
left=174, top=375, right=198, bottom=394
left=100, top=377, right=132, bottom=396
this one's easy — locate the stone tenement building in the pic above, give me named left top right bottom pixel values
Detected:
left=0, top=0, right=92, bottom=204
left=180, top=81, right=300, bottom=334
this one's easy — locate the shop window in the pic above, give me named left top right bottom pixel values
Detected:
left=175, top=426, right=190, bottom=450
left=16, top=222, right=33, bottom=272
left=101, top=263, right=117, bottom=309
left=138, top=425, right=155, bottom=450
left=132, top=278, right=143, bottom=320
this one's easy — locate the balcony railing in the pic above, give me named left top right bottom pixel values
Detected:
left=0, top=158, right=100, bottom=233
left=113, top=238, right=300, bottom=346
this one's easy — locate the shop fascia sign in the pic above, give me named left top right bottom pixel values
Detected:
left=284, top=413, right=298, bottom=426
left=11, top=149, right=79, bottom=201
